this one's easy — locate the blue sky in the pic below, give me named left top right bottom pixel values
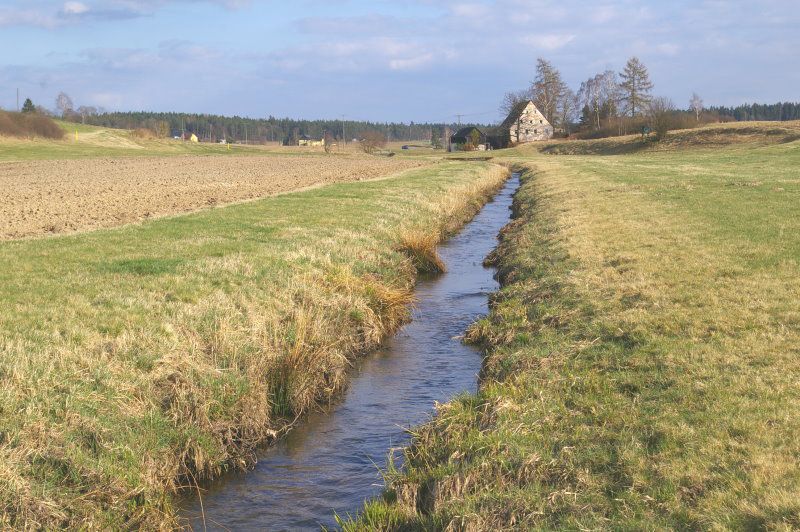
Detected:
left=1, top=0, right=798, bottom=123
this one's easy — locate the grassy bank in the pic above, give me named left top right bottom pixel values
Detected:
left=0, top=121, right=271, bottom=161
left=347, top=131, right=800, bottom=528
left=0, top=161, right=508, bottom=528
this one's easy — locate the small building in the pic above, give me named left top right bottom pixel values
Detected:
left=499, top=100, right=553, bottom=145
left=297, top=134, right=324, bottom=147
left=449, top=126, right=488, bottom=151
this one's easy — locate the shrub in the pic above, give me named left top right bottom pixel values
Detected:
left=132, top=128, right=156, bottom=139
left=359, top=130, right=387, bottom=154
left=0, top=110, right=64, bottom=139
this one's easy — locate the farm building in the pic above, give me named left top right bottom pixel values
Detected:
left=499, top=100, right=553, bottom=144
left=297, top=134, right=324, bottom=147
left=449, top=126, right=489, bottom=151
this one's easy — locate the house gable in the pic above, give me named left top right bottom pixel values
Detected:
left=500, top=101, right=553, bottom=143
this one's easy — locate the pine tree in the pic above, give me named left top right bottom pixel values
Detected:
left=532, top=58, right=566, bottom=126
left=21, top=98, right=36, bottom=113
left=619, top=57, right=654, bottom=117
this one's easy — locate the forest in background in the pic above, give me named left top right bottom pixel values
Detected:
left=77, top=111, right=478, bottom=144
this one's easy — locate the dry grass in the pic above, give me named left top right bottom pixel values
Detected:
left=0, top=111, right=64, bottom=140
left=397, top=230, right=446, bottom=274
left=537, top=120, right=800, bottom=155
left=0, top=160, right=508, bottom=528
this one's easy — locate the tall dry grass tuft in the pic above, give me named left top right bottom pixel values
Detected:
left=398, top=230, right=446, bottom=273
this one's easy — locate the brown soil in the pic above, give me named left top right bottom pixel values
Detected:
left=0, top=155, right=428, bottom=239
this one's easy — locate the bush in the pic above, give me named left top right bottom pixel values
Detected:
left=131, top=128, right=155, bottom=139
left=358, top=130, right=387, bottom=154
left=0, top=111, right=64, bottom=139
left=649, top=97, right=676, bottom=140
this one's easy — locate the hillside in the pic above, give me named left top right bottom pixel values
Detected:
left=538, top=120, right=800, bottom=155
left=0, top=121, right=270, bottom=162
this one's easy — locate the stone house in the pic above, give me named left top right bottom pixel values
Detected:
left=499, top=100, right=553, bottom=144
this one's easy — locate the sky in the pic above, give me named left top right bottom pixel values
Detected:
left=0, top=0, right=798, bottom=123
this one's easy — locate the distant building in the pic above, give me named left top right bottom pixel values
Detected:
left=449, top=126, right=488, bottom=151
left=499, top=100, right=553, bottom=145
left=297, top=134, right=324, bottom=147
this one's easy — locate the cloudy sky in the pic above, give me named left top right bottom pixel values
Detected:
left=0, top=0, right=797, bottom=123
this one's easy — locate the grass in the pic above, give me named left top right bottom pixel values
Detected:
left=0, top=160, right=508, bottom=528
left=0, top=121, right=286, bottom=161
left=397, top=230, right=447, bottom=274
left=0, top=122, right=440, bottom=162
left=344, top=123, right=800, bottom=529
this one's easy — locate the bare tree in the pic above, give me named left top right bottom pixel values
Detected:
left=619, top=57, right=654, bottom=117
left=76, top=105, right=97, bottom=124
left=323, top=131, right=335, bottom=154
left=499, top=89, right=532, bottom=116
left=532, top=58, right=566, bottom=126
left=55, top=92, right=74, bottom=117
left=690, top=92, right=704, bottom=122
left=558, top=88, right=579, bottom=135
left=359, top=130, right=387, bottom=154
left=577, top=71, right=618, bottom=130
left=649, top=97, right=675, bottom=139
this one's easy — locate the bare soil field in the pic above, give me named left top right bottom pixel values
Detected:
left=0, top=154, right=429, bottom=239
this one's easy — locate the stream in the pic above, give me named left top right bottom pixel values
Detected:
left=179, top=173, right=520, bottom=531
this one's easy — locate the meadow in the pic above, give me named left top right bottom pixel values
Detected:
left=347, top=122, right=800, bottom=529
left=0, top=135, right=508, bottom=528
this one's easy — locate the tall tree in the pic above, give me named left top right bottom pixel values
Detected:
left=619, top=57, right=653, bottom=117
left=55, top=92, right=74, bottom=117
left=558, top=88, right=579, bottom=134
left=577, top=71, right=618, bottom=130
left=532, top=58, right=566, bottom=126
left=690, top=92, right=704, bottom=121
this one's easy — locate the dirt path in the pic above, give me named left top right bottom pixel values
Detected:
left=0, top=155, right=428, bottom=239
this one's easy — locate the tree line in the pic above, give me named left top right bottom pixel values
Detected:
left=74, top=110, right=465, bottom=144
left=500, top=58, right=799, bottom=140
left=708, top=102, right=800, bottom=122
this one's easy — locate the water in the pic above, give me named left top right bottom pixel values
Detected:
left=180, top=174, right=519, bottom=531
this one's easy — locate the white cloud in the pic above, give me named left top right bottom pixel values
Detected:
left=389, top=53, right=434, bottom=71
left=656, top=43, right=680, bottom=56
left=63, top=2, right=89, bottom=15
left=519, top=33, right=576, bottom=51
left=450, top=3, right=491, bottom=18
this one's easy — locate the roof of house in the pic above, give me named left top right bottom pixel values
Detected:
left=450, top=126, right=484, bottom=142
left=499, top=101, right=532, bottom=129
left=499, top=100, right=551, bottom=130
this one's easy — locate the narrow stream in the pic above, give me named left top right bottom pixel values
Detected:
left=180, top=174, right=520, bottom=531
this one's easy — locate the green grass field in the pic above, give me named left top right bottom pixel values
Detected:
left=0, top=121, right=277, bottom=161
left=0, top=158, right=507, bottom=528
left=346, top=124, right=800, bottom=529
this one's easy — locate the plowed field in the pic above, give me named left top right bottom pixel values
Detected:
left=0, top=155, right=428, bottom=239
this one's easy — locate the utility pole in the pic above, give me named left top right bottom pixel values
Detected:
left=456, top=114, right=463, bottom=126
left=341, top=115, right=346, bottom=146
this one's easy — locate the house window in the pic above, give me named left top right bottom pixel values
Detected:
left=539, top=120, right=543, bottom=124
left=525, top=129, right=529, bottom=134
left=534, top=129, right=538, bottom=134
